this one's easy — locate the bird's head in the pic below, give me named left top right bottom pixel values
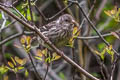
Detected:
left=57, top=14, right=79, bottom=28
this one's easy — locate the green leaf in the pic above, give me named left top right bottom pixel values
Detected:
left=111, top=54, right=114, bottom=62
left=59, top=72, right=66, bottom=80
left=0, top=65, right=8, bottom=74
left=34, top=56, right=42, bottom=61
left=18, top=66, right=24, bottom=70
left=42, top=48, right=48, bottom=57
left=101, top=49, right=106, bottom=60
left=104, top=6, right=120, bottom=22
left=0, top=13, right=2, bottom=19
left=22, top=3, right=28, bottom=9
left=52, top=52, right=61, bottom=61
left=64, top=0, right=68, bottom=4
left=91, top=72, right=102, bottom=78
left=105, top=45, right=114, bottom=62
left=98, top=43, right=105, bottom=51
left=8, top=62, right=14, bottom=68
left=45, top=57, right=51, bottom=63
left=14, top=68, right=18, bottom=73
left=4, top=53, right=12, bottom=59
left=25, top=70, right=29, bottom=77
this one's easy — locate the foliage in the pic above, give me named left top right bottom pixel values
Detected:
left=0, top=65, right=8, bottom=75
left=67, top=26, right=80, bottom=47
left=35, top=48, right=61, bottom=63
left=104, top=6, right=120, bottom=22
left=20, top=35, right=32, bottom=53
left=6, top=56, right=27, bottom=73
left=95, top=45, right=114, bottom=62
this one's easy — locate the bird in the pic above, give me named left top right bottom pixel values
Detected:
left=37, top=14, right=79, bottom=49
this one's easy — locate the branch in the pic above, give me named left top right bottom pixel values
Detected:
left=34, top=2, right=73, bottom=21
left=0, top=5, right=99, bottom=80
left=0, top=31, right=35, bottom=46
left=110, top=56, right=119, bottom=80
left=1, top=20, right=16, bottom=31
left=0, top=3, right=27, bottom=21
left=77, top=30, right=120, bottom=40
left=74, top=0, right=96, bottom=38
left=69, top=0, right=119, bottom=56
left=28, top=52, right=43, bottom=80
left=83, top=40, right=110, bottom=79
left=0, top=32, right=22, bottom=45
left=0, top=11, right=7, bottom=31
left=12, top=6, right=27, bottom=21
left=95, top=0, right=107, bottom=20
left=43, top=64, right=49, bottom=80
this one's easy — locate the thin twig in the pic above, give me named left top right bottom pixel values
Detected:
left=76, top=31, right=120, bottom=40
left=0, top=32, right=22, bottom=45
left=0, top=31, right=35, bottom=46
left=0, top=3, right=27, bottom=21
left=95, top=0, right=107, bottom=20
left=83, top=40, right=110, bottom=80
left=28, top=52, right=43, bottom=80
left=12, top=0, right=19, bottom=6
left=43, top=64, right=49, bottom=80
left=16, top=73, right=19, bottom=80
left=2, top=20, right=16, bottom=30
left=34, top=3, right=73, bottom=21
left=12, top=6, right=27, bottom=21
left=110, top=56, right=119, bottom=80
left=0, top=11, right=7, bottom=31
left=72, top=48, right=75, bottom=80
left=0, top=3, right=11, bottom=7
left=100, top=63, right=107, bottom=80
left=74, top=0, right=96, bottom=36
left=110, top=64, right=115, bottom=80
left=0, top=5, right=99, bottom=80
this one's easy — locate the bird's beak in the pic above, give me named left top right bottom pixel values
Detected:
left=72, top=20, right=79, bottom=27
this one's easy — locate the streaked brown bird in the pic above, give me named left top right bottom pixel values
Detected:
left=38, top=14, right=79, bottom=48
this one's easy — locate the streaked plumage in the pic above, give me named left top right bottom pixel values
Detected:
left=38, top=14, right=79, bottom=48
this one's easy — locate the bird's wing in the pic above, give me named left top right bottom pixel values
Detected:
left=39, top=21, right=57, bottom=32
left=38, top=21, right=59, bottom=49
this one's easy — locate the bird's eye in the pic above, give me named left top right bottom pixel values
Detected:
left=65, top=19, right=69, bottom=22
